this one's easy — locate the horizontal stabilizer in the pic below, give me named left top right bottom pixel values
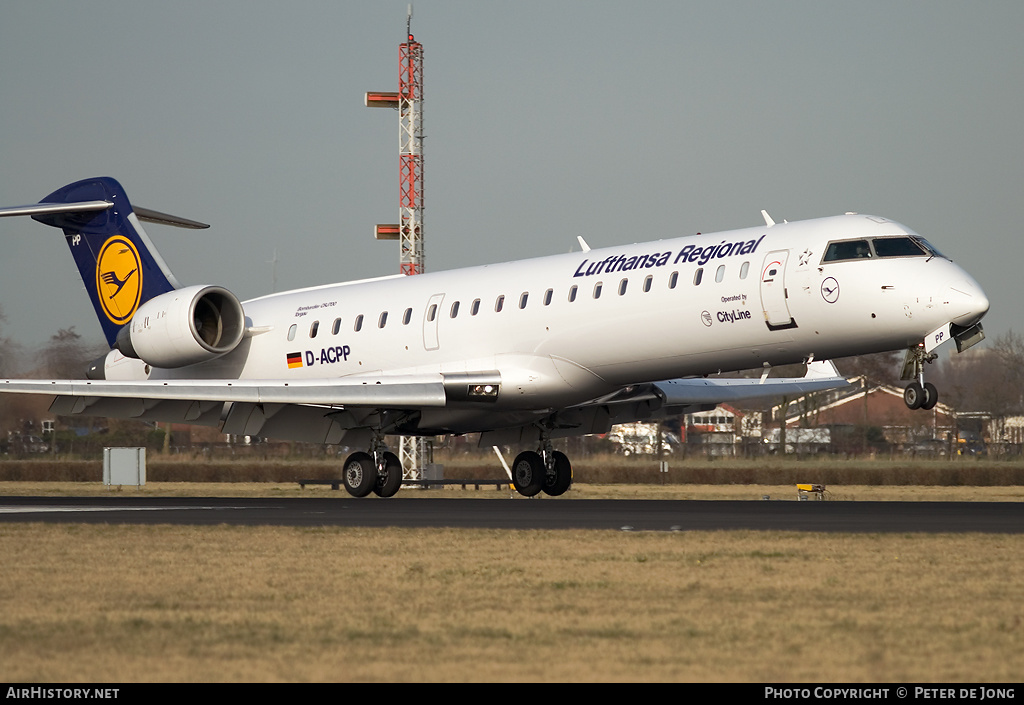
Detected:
left=0, top=200, right=207, bottom=230
left=0, top=200, right=112, bottom=219
left=134, top=206, right=209, bottom=230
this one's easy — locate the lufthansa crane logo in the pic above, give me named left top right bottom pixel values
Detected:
left=96, top=236, right=142, bottom=324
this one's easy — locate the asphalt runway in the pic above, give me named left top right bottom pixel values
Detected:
left=0, top=496, right=1021, bottom=532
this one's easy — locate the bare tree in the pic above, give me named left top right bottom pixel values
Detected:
left=834, top=350, right=903, bottom=387
left=0, top=305, right=22, bottom=378
left=39, top=327, right=105, bottom=379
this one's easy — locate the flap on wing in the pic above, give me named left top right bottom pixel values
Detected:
left=0, top=374, right=449, bottom=408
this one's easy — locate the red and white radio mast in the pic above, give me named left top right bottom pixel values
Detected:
left=365, top=7, right=431, bottom=478
left=366, top=7, right=424, bottom=276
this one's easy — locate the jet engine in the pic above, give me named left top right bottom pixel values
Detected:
left=115, top=285, right=246, bottom=368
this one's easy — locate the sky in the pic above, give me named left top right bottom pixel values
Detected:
left=1, top=1, right=1021, bottom=355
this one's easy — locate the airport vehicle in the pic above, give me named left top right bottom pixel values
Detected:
left=0, top=178, right=989, bottom=497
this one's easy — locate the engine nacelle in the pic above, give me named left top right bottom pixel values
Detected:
left=115, top=285, right=246, bottom=368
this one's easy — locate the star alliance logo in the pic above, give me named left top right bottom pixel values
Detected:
left=95, top=236, right=143, bottom=324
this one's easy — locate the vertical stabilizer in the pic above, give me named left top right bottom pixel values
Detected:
left=28, top=178, right=186, bottom=346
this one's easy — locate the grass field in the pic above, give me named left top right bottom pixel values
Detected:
left=0, top=480, right=1022, bottom=682
left=0, top=522, right=1020, bottom=682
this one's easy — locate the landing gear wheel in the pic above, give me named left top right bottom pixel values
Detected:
left=543, top=451, right=573, bottom=497
left=342, top=451, right=376, bottom=498
left=921, top=382, right=939, bottom=411
left=373, top=451, right=403, bottom=498
left=511, top=451, right=545, bottom=497
left=904, top=382, right=925, bottom=410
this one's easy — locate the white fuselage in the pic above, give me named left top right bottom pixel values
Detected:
left=143, top=213, right=987, bottom=421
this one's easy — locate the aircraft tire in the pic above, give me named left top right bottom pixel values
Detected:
left=543, top=451, right=572, bottom=497
left=921, top=383, right=939, bottom=411
left=511, top=451, right=545, bottom=497
left=343, top=452, right=376, bottom=498
left=903, top=382, right=925, bottom=410
left=373, top=451, right=403, bottom=498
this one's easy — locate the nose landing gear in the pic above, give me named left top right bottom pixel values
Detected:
left=903, top=380, right=938, bottom=411
left=901, top=344, right=939, bottom=410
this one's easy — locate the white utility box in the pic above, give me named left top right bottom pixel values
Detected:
left=103, top=447, right=146, bottom=486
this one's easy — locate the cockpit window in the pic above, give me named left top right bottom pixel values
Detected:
left=822, top=235, right=948, bottom=263
left=873, top=237, right=927, bottom=258
left=823, top=240, right=872, bottom=262
left=915, top=237, right=947, bottom=260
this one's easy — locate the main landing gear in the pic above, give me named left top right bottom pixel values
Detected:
left=342, top=448, right=403, bottom=498
left=510, top=447, right=573, bottom=498
left=901, top=344, right=939, bottom=411
left=340, top=440, right=574, bottom=499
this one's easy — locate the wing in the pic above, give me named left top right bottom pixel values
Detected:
left=575, top=360, right=848, bottom=408
left=0, top=371, right=507, bottom=444
left=478, top=361, right=853, bottom=446
left=653, top=360, right=851, bottom=406
left=0, top=373, right=467, bottom=446
left=0, top=363, right=847, bottom=446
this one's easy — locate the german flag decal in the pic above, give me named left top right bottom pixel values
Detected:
left=286, top=352, right=303, bottom=369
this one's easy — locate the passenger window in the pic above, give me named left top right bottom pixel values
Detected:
left=354, top=314, right=363, bottom=332
left=310, top=321, right=319, bottom=338
left=618, top=279, right=628, bottom=296
left=739, top=262, right=750, bottom=280
left=593, top=282, right=603, bottom=299
left=693, top=268, right=703, bottom=286
left=823, top=239, right=872, bottom=262
left=495, top=295, right=505, bottom=312
left=288, top=324, right=297, bottom=341
left=519, top=292, right=528, bottom=309
left=451, top=301, right=460, bottom=318
left=568, top=285, right=578, bottom=302
left=669, top=271, right=678, bottom=289
left=332, top=317, right=342, bottom=335
left=403, top=308, right=412, bottom=325
left=715, top=265, right=725, bottom=283
left=544, top=289, right=553, bottom=306
left=643, top=275, right=653, bottom=292
left=427, top=304, right=437, bottom=322
left=471, top=299, right=480, bottom=316
left=378, top=312, right=388, bottom=328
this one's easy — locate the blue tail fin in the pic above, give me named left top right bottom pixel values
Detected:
left=28, top=177, right=201, bottom=347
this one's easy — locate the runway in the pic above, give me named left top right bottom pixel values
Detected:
left=0, top=496, right=1021, bottom=532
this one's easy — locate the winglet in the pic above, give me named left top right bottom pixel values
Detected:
left=577, top=235, right=591, bottom=252
left=761, top=210, right=776, bottom=227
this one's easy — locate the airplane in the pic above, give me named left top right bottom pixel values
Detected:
left=0, top=177, right=989, bottom=497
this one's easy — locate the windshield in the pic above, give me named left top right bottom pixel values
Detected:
left=822, top=236, right=948, bottom=263
left=873, top=237, right=927, bottom=257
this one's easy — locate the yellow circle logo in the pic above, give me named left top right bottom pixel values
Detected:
left=95, top=236, right=143, bottom=325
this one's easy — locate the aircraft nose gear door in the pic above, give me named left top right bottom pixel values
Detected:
left=760, top=250, right=797, bottom=331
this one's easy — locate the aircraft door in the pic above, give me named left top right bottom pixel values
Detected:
left=423, top=293, right=444, bottom=351
left=759, top=250, right=797, bottom=330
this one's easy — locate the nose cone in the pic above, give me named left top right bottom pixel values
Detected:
left=945, top=277, right=990, bottom=326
